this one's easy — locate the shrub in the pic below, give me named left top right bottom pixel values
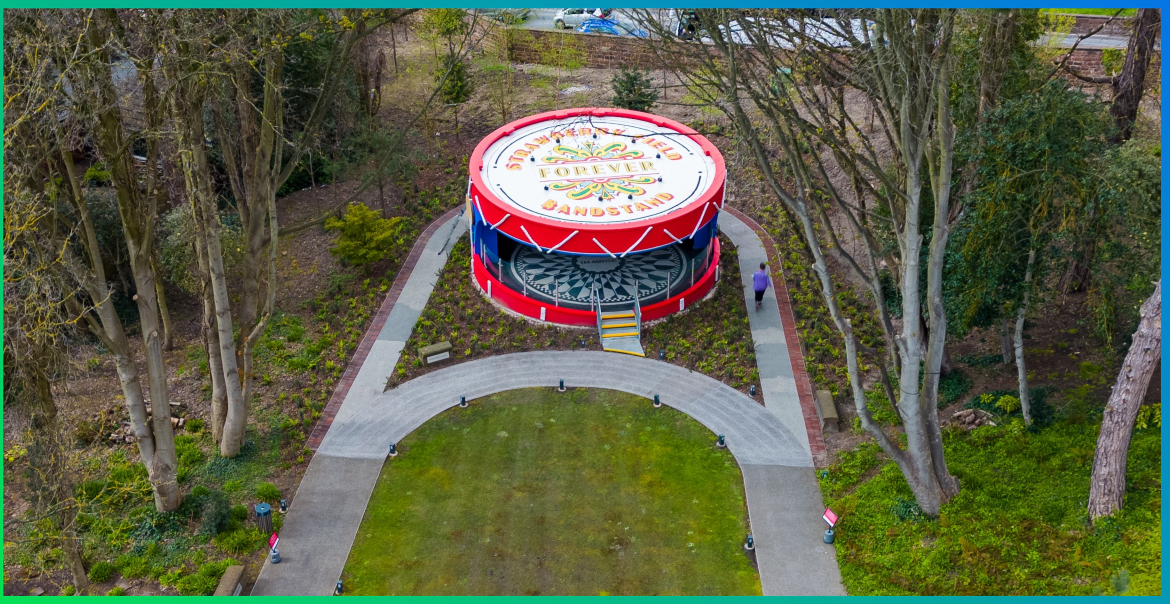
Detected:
left=114, top=554, right=149, bottom=580
left=174, top=558, right=240, bottom=596
left=185, top=418, right=205, bottom=434
left=78, top=479, right=107, bottom=502
left=610, top=67, right=659, bottom=112
left=995, top=394, right=1021, bottom=414
left=254, top=482, right=282, bottom=502
left=88, top=560, right=116, bottom=583
left=229, top=504, right=249, bottom=523
left=83, top=164, right=111, bottom=186
left=106, top=587, right=126, bottom=596
left=62, top=585, right=75, bottom=596
left=324, top=203, right=406, bottom=267
left=214, top=527, right=265, bottom=556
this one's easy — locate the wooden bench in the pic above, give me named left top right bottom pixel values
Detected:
left=815, top=390, right=840, bottom=433
left=212, top=565, right=245, bottom=596
left=418, top=341, right=453, bottom=366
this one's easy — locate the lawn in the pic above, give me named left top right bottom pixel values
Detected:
left=340, top=388, right=762, bottom=596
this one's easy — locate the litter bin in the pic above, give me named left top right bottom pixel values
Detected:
left=256, top=502, right=273, bottom=535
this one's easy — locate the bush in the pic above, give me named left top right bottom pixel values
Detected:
left=88, top=560, right=116, bottom=583
left=185, top=418, right=205, bottom=434
left=77, top=479, right=107, bottom=502
left=610, top=67, right=659, bottom=112
left=254, top=482, right=282, bottom=502
left=174, top=558, right=240, bottom=596
left=83, top=164, right=111, bottom=186
left=214, top=527, right=265, bottom=556
left=106, top=587, right=126, bottom=596
left=114, top=554, right=149, bottom=580
left=229, top=504, right=249, bottom=523
left=324, top=203, right=407, bottom=267
left=198, top=489, right=231, bottom=536
left=62, top=585, right=75, bottom=596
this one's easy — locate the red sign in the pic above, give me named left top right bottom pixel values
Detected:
left=823, top=508, right=838, bottom=528
left=269, top=533, right=279, bottom=551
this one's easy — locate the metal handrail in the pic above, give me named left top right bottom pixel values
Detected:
left=634, top=281, right=642, bottom=340
left=594, top=283, right=603, bottom=344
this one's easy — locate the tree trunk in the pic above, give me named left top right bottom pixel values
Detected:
left=1014, top=248, right=1035, bottom=425
left=1088, top=281, right=1160, bottom=520
left=151, top=255, right=174, bottom=351
left=1109, top=8, right=1160, bottom=143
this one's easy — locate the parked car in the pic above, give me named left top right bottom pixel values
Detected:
left=482, top=9, right=532, bottom=24
left=554, top=9, right=596, bottom=30
left=576, top=18, right=648, bottom=38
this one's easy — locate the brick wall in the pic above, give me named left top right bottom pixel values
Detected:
left=1062, top=48, right=1162, bottom=84
left=509, top=28, right=662, bottom=70
left=1067, top=14, right=1131, bottom=37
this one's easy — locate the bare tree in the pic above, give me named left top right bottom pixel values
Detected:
left=5, top=9, right=182, bottom=511
left=633, top=8, right=960, bottom=513
left=1088, top=281, right=1161, bottom=520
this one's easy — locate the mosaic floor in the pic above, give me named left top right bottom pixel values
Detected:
left=502, top=243, right=709, bottom=310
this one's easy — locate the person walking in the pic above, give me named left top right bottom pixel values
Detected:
left=753, top=262, right=771, bottom=311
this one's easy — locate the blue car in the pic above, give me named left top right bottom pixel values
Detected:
left=576, top=18, right=648, bottom=38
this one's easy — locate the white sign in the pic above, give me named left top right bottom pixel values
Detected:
left=480, top=115, right=716, bottom=225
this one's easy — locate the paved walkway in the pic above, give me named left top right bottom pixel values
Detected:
left=252, top=209, right=844, bottom=596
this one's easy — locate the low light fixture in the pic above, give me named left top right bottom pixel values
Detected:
left=659, top=349, right=665, bottom=361
left=558, top=379, right=566, bottom=393
left=460, top=395, right=468, bottom=408
left=279, top=499, right=287, bottom=513
left=750, top=385, right=757, bottom=397
left=653, top=394, right=662, bottom=408
left=388, top=442, right=398, bottom=457
left=716, top=434, right=727, bottom=448
left=336, top=581, right=344, bottom=595
left=744, top=534, right=755, bottom=551
left=580, top=337, right=586, bottom=349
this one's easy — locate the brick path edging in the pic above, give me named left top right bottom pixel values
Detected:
left=724, top=207, right=827, bottom=462
left=306, top=206, right=464, bottom=451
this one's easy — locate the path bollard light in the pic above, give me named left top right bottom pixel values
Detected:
left=460, top=395, right=468, bottom=408
left=824, top=529, right=835, bottom=544
left=820, top=470, right=828, bottom=479
left=750, top=385, right=757, bottom=397
left=279, top=499, right=287, bottom=514
left=388, top=443, right=398, bottom=457
left=653, top=394, right=661, bottom=408
left=580, top=337, right=586, bottom=349
left=659, top=349, right=665, bottom=361
left=270, top=548, right=281, bottom=564
left=744, top=534, right=755, bottom=551
left=716, top=434, right=726, bottom=448
left=558, top=379, right=566, bottom=393
left=336, top=581, right=343, bottom=595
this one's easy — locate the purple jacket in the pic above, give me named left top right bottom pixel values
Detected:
left=753, top=269, right=771, bottom=292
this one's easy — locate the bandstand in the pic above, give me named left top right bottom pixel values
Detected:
left=467, top=108, right=727, bottom=356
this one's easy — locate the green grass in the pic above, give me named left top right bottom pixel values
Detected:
left=821, top=413, right=1161, bottom=595
left=341, top=388, right=761, bottom=596
left=1044, top=8, right=1137, bottom=17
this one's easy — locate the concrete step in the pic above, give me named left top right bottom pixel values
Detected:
left=602, top=311, right=635, bottom=319
left=602, top=320, right=637, bottom=329
left=602, top=335, right=645, bottom=357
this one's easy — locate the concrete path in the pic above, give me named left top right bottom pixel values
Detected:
left=252, top=209, right=845, bottom=596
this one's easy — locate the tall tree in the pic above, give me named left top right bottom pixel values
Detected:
left=4, top=9, right=183, bottom=511
left=633, top=8, right=961, bottom=513
left=1088, top=281, right=1161, bottom=520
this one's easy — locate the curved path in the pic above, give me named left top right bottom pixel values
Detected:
left=252, top=210, right=844, bottom=596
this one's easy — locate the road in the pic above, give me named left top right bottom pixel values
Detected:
left=500, top=9, right=1147, bottom=49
